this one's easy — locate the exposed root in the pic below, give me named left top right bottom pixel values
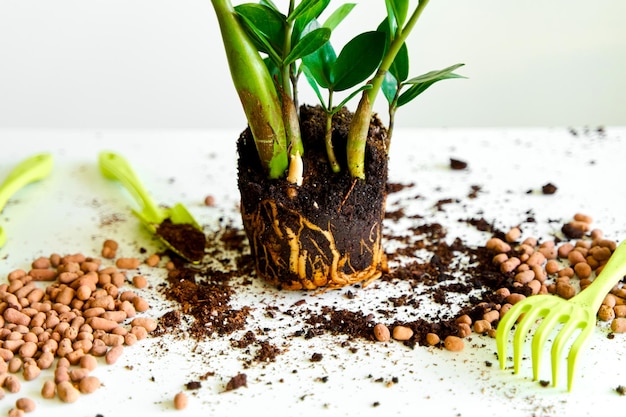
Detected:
left=241, top=199, right=385, bottom=291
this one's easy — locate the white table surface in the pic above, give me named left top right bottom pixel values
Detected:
left=1, top=127, right=625, bottom=417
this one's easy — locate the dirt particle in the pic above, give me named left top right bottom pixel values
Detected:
left=541, top=183, right=558, bottom=195
left=450, top=158, right=468, bottom=170
left=225, top=373, right=247, bottom=392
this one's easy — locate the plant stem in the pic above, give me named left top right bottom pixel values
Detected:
left=281, top=2, right=304, bottom=158
left=211, top=0, right=288, bottom=179
left=386, top=98, right=397, bottom=151
left=282, top=2, right=294, bottom=98
left=282, top=89, right=304, bottom=157
left=346, top=0, right=430, bottom=179
left=325, top=90, right=341, bottom=173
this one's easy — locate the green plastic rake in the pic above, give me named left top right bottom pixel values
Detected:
left=0, top=153, right=53, bottom=248
left=496, top=239, right=626, bottom=391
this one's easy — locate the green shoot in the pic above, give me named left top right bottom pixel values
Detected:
left=382, top=63, right=466, bottom=149
left=303, top=26, right=385, bottom=172
left=347, top=0, right=432, bottom=179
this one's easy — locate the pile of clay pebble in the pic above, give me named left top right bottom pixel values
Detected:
left=0, top=239, right=158, bottom=415
left=373, top=214, right=626, bottom=351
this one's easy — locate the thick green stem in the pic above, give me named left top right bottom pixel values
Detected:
left=347, top=0, right=430, bottom=179
left=211, top=0, right=288, bottom=179
left=346, top=94, right=371, bottom=178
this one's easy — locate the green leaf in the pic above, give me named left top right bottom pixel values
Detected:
left=284, top=27, right=330, bottom=65
left=323, top=3, right=356, bottom=30
left=381, top=71, right=398, bottom=104
left=397, top=63, right=466, bottom=107
left=331, top=31, right=386, bottom=91
left=386, top=0, right=409, bottom=30
left=259, top=0, right=279, bottom=12
left=302, top=66, right=329, bottom=112
left=404, top=63, right=466, bottom=85
left=383, top=4, right=397, bottom=36
left=293, top=0, right=330, bottom=42
left=289, top=0, right=326, bottom=23
left=236, top=13, right=282, bottom=64
left=389, top=42, right=409, bottom=82
left=263, top=57, right=281, bottom=85
left=235, top=3, right=286, bottom=57
left=301, top=21, right=336, bottom=88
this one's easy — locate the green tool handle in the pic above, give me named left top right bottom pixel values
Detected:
left=0, top=153, right=53, bottom=212
left=98, top=151, right=163, bottom=223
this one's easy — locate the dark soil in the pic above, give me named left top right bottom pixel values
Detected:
left=237, top=105, right=389, bottom=289
left=156, top=219, right=206, bottom=263
left=237, top=105, right=388, bottom=221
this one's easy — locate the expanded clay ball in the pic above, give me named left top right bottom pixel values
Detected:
left=611, top=318, right=626, bottom=333
left=392, top=325, right=413, bottom=341
left=174, top=392, right=188, bottom=410
left=101, top=239, right=118, bottom=259
left=79, top=376, right=101, bottom=394
left=373, top=323, right=390, bottom=342
left=8, top=409, right=24, bottom=417
left=132, top=275, right=148, bottom=289
left=444, top=336, right=464, bottom=352
left=425, top=333, right=440, bottom=346
left=57, top=381, right=80, bottom=403
left=41, top=380, right=56, bottom=399
left=144, top=253, right=160, bottom=267
left=15, top=397, right=36, bottom=413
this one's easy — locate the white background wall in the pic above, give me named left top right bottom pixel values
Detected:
left=1, top=0, right=625, bottom=129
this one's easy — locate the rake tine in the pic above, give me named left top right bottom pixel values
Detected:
left=512, top=302, right=551, bottom=374
left=566, top=320, right=595, bottom=391
left=530, top=306, right=565, bottom=382
left=549, top=313, right=587, bottom=388
left=496, top=299, right=533, bottom=370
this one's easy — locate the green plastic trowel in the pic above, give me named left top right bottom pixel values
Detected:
left=0, top=153, right=54, bottom=248
left=98, top=151, right=206, bottom=264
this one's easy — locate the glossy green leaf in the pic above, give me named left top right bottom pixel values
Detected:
left=259, top=0, right=279, bottom=12
left=235, top=3, right=286, bottom=56
left=397, top=63, right=466, bottom=107
left=386, top=0, right=409, bottom=30
left=284, top=27, right=330, bottom=65
left=323, top=3, right=356, bottom=30
left=293, top=0, right=330, bottom=42
left=263, top=57, right=281, bottom=85
left=302, top=66, right=329, bottom=112
left=236, top=13, right=281, bottom=64
left=289, top=0, right=325, bottom=23
left=301, top=21, right=336, bottom=88
left=404, top=63, right=466, bottom=85
left=331, top=31, right=386, bottom=91
left=389, top=42, right=409, bottom=82
left=381, top=71, right=398, bottom=104
left=383, top=4, right=397, bottom=35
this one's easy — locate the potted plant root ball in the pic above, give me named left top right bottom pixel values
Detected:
left=211, top=0, right=464, bottom=290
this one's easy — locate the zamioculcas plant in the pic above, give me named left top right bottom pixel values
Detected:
left=210, top=0, right=464, bottom=290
